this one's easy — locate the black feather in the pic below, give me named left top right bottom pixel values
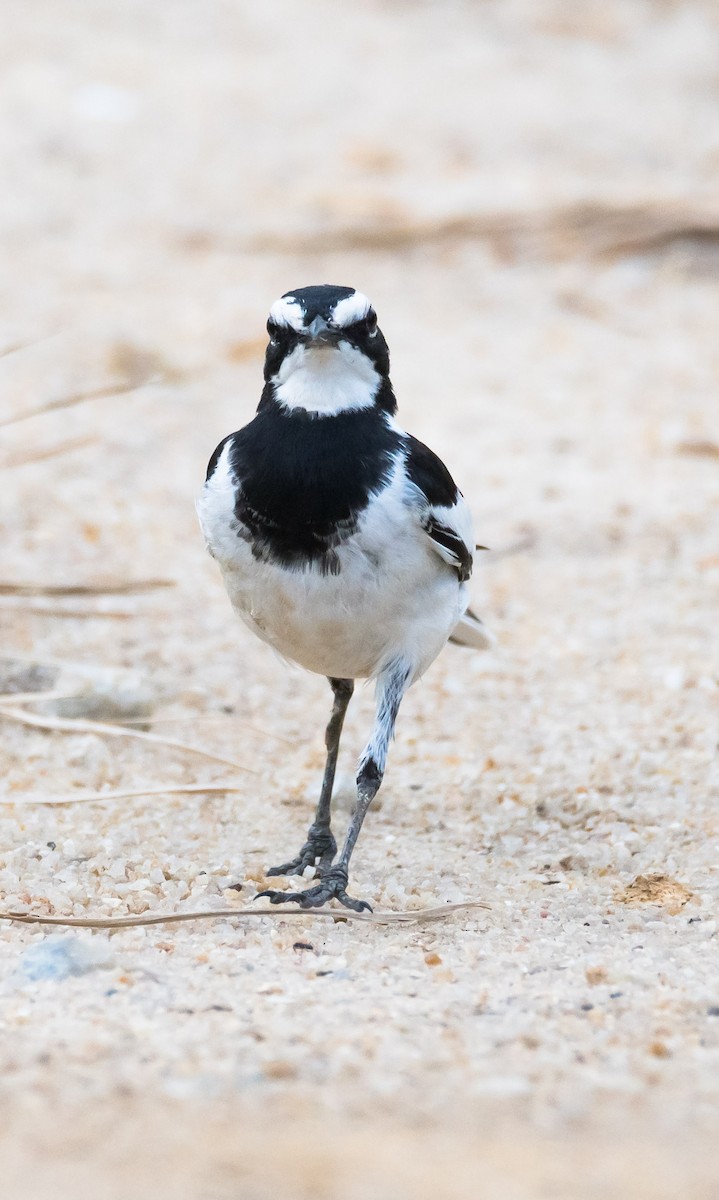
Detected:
left=424, top=517, right=473, bottom=582
left=210, top=408, right=403, bottom=574
left=404, top=436, right=460, bottom=508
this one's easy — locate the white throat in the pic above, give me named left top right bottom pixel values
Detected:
left=273, top=343, right=380, bottom=416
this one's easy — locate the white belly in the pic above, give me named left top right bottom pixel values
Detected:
left=197, top=448, right=465, bottom=681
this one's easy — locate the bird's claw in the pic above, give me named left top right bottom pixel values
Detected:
left=265, top=826, right=337, bottom=878
left=256, top=865, right=372, bottom=913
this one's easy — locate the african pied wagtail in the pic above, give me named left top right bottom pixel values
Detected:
left=197, top=285, right=492, bottom=911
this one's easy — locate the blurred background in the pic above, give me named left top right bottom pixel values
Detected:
left=1, top=2, right=719, bottom=1197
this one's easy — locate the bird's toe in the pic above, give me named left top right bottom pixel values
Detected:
left=266, top=828, right=337, bottom=878
left=255, top=865, right=371, bottom=912
left=254, top=887, right=305, bottom=906
left=336, top=890, right=373, bottom=913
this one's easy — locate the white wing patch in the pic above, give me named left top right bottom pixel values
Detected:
left=196, top=440, right=241, bottom=563
left=422, top=498, right=475, bottom=581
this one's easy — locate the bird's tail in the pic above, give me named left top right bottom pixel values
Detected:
left=449, top=607, right=496, bottom=651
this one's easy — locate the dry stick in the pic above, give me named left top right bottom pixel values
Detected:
left=240, top=202, right=719, bottom=256
left=0, top=783, right=244, bottom=806
left=484, top=530, right=538, bottom=560
left=0, top=901, right=491, bottom=930
left=0, top=380, right=153, bottom=429
left=0, top=694, right=290, bottom=749
left=3, top=650, right=120, bottom=668
left=0, top=579, right=174, bottom=596
left=0, top=705, right=256, bottom=774
left=116, top=714, right=295, bottom=746
left=0, top=603, right=135, bottom=619
left=1, top=435, right=97, bottom=469
left=0, top=339, right=44, bottom=359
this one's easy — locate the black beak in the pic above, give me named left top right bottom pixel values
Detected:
left=301, top=316, right=342, bottom=346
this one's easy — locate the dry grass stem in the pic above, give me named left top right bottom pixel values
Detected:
left=116, top=713, right=295, bottom=745
left=0, top=705, right=256, bottom=773
left=0, top=579, right=174, bottom=596
left=485, top=530, right=538, bottom=559
left=0, top=900, right=491, bottom=930
left=0, top=602, right=135, bottom=619
left=239, top=201, right=719, bottom=256
left=0, top=338, right=45, bottom=359
left=0, top=380, right=155, bottom=428
left=1, top=435, right=97, bottom=469
left=0, top=782, right=244, bottom=806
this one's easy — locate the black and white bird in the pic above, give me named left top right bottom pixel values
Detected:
left=197, top=285, right=491, bottom=911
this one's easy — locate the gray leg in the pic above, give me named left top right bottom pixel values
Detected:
left=266, top=677, right=354, bottom=878
left=260, top=660, right=411, bottom=911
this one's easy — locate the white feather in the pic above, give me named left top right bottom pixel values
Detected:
left=272, top=343, right=380, bottom=415
left=198, top=450, right=469, bottom=683
left=330, top=291, right=372, bottom=327
left=450, top=610, right=496, bottom=650
left=268, top=295, right=305, bottom=331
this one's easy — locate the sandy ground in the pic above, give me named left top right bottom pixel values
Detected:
left=2, top=1, right=719, bottom=1195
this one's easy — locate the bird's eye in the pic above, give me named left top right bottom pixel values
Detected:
left=266, top=318, right=279, bottom=344
left=366, top=310, right=378, bottom=337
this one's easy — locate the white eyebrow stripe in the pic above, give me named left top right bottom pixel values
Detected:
left=269, top=295, right=305, bottom=331
left=331, top=291, right=371, bottom=327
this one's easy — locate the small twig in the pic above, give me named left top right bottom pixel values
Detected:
left=116, top=714, right=295, bottom=746
left=0, top=782, right=244, bottom=806
left=0, top=380, right=154, bottom=429
left=237, top=201, right=719, bottom=258
left=0, top=335, right=49, bottom=360
left=0, top=705, right=255, bottom=774
left=1, top=341, right=32, bottom=359
left=0, top=693, right=290, bottom=748
left=0, top=603, right=135, bottom=619
left=0, top=900, right=491, bottom=930
left=484, top=530, right=538, bottom=560
left=0, top=579, right=174, bottom=597
left=1, top=435, right=97, bottom=469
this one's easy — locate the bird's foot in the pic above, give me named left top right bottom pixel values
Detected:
left=256, top=864, right=372, bottom=913
left=265, top=824, right=337, bottom=878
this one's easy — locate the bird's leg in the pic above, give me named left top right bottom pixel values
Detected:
left=266, top=677, right=354, bottom=878
left=259, top=660, right=410, bottom=911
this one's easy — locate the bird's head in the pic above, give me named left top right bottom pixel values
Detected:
left=262, top=285, right=395, bottom=416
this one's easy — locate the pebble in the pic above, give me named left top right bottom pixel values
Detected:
left=20, top=935, right=115, bottom=982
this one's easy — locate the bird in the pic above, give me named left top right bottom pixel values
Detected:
left=197, top=284, right=492, bottom=912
